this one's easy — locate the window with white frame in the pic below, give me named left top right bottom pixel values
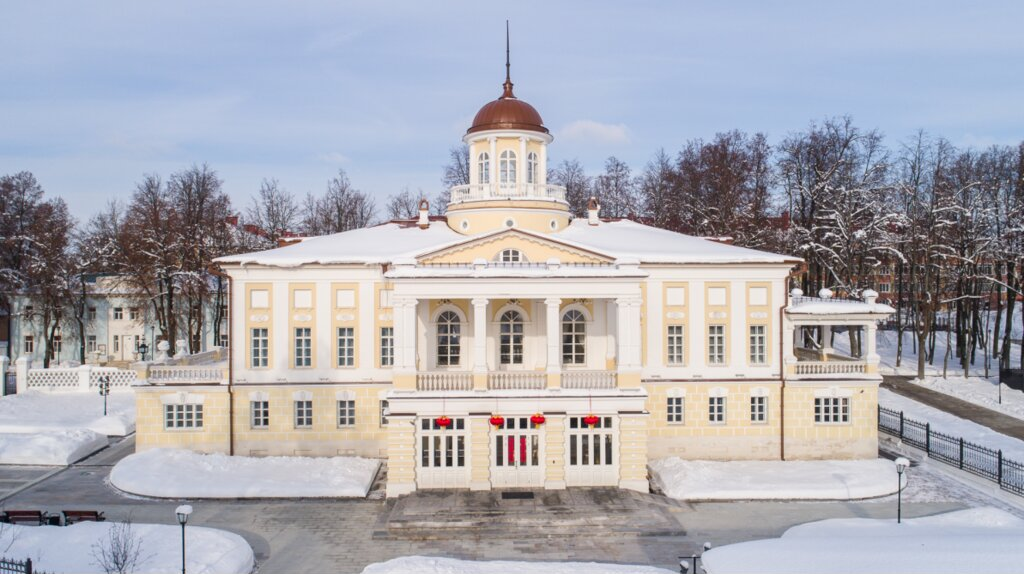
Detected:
left=86, top=335, right=97, bottom=353
left=294, top=327, right=312, bottom=368
left=499, top=310, right=524, bottom=365
left=251, top=328, right=268, bottom=368
left=53, top=334, right=62, bottom=354
left=436, top=311, right=461, bottom=366
left=667, top=396, right=684, bottom=424
left=250, top=400, right=269, bottom=428
left=23, top=335, right=34, bottom=354
left=87, top=307, right=97, bottom=321
left=337, top=399, right=355, bottom=427
left=527, top=151, right=539, bottom=183
left=708, top=395, right=726, bottom=424
left=667, top=325, right=685, bottom=365
left=498, top=248, right=523, bottom=263
left=129, top=308, right=140, bottom=321
left=814, top=397, right=850, bottom=424
left=478, top=152, right=490, bottom=184
left=294, top=399, right=313, bottom=428
left=380, top=399, right=389, bottom=427
left=164, top=403, right=203, bottom=429
left=750, top=395, right=767, bottom=423
left=113, top=335, right=120, bottom=353
left=337, top=327, right=355, bottom=367
left=879, top=283, right=891, bottom=293
left=708, top=325, right=725, bottom=365
left=749, top=325, right=767, bottom=365
left=380, top=327, right=394, bottom=367
left=561, top=309, right=586, bottom=365
left=499, top=150, right=517, bottom=184
left=113, top=307, right=123, bottom=320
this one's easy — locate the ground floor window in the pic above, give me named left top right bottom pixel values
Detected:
left=164, top=404, right=203, bottom=429
left=379, top=400, right=389, bottom=427
left=709, top=396, right=726, bottom=424
left=86, top=335, right=97, bottom=353
left=251, top=400, right=269, bottom=428
left=337, top=399, right=355, bottom=427
left=667, top=397, right=684, bottom=423
left=567, top=416, right=614, bottom=466
left=294, top=399, right=313, bottom=428
left=814, top=397, right=850, bottom=424
left=750, top=396, right=767, bottom=423
left=420, top=417, right=466, bottom=468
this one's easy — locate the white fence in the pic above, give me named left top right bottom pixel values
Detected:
left=793, top=361, right=868, bottom=376
left=561, top=371, right=617, bottom=389
left=488, top=372, right=546, bottom=390
left=21, top=363, right=137, bottom=393
left=416, top=372, right=473, bottom=391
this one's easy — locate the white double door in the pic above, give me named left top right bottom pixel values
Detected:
left=565, top=415, right=619, bottom=487
left=416, top=417, right=469, bottom=489
left=491, top=416, right=544, bottom=488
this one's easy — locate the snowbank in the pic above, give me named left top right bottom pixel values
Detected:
left=110, top=448, right=380, bottom=498
left=0, top=429, right=107, bottom=465
left=0, top=391, right=135, bottom=436
left=649, top=458, right=902, bottom=501
left=361, top=556, right=676, bottom=574
left=701, top=507, right=1024, bottom=574
left=0, top=521, right=254, bottom=574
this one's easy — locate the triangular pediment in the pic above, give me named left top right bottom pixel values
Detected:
left=416, top=228, right=616, bottom=265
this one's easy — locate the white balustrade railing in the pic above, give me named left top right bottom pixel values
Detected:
left=26, top=368, right=80, bottom=390
left=25, top=365, right=136, bottom=392
left=416, top=372, right=473, bottom=391
left=148, top=365, right=225, bottom=384
left=449, top=183, right=567, bottom=204
left=793, top=361, right=868, bottom=375
left=488, top=372, right=546, bottom=390
left=90, top=367, right=136, bottom=388
left=561, top=371, right=617, bottom=389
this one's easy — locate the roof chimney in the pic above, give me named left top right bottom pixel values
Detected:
left=417, top=198, right=430, bottom=229
left=587, top=197, right=600, bottom=226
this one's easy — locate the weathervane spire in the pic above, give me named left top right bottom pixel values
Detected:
left=502, top=20, right=515, bottom=99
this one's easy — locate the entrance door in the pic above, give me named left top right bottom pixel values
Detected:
left=565, top=415, right=619, bottom=486
left=491, top=416, right=544, bottom=488
left=416, top=417, right=469, bottom=489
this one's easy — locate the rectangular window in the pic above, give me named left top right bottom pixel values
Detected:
left=667, top=325, right=685, bottom=365
left=113, top=335, right=120, bottom=353
left=814, top=397, right=850, bottom=424
left=24, top=336, right=34, bottom=353
left=113, top=307, right=123, bottom=320
left=53, top=335, right=62, bottom=353
left=86, top=335, right=97, bottom=353
left=251, top=328, right=268, bottom=368
left=294, top=327, right=312, bottom=368
left=336, top=327, right=355, bottom=367
left=219, top=331, right=229, bottom=348
left=164, top=404, right=203, bottom=429
left=337, top=400, right=356, bottom=427
left=708, top=396, right=726, bottom=424
left=708, top=325, right=725, bottom=365
left=749, top=325, right=766, bottom=365
left=879, top=283, right=891, bottom=293
left=380, top=399, right=389, bottom=427
left=667, top=397, right=684, bottom=424
left=294, top=400, right=313, bottom=428
left=380, top=327, right=394, bottom=367
left=250, top=401, right=269, bottom=429
left=750, top=396, right=767, bottom=424
left=87, top=307, right=97, bottom=321
left=129, top=308, right=140, bottom=321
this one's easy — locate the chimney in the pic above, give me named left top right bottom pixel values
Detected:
left=587, top=197, right=600, bottom=226
left=225, top=215, right=239, bottom=226
left=417, top=198, right=430, bottom=229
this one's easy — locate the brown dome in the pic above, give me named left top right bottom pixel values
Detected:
left=467, top=80, right=548, bottom=135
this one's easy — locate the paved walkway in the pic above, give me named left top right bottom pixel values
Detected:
left=881, top=375, right=1024, bottom=440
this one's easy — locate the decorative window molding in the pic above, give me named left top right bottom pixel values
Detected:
left=335, top=289, right=355, bottom=309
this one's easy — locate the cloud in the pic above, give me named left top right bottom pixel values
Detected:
left=559, top=120, right=631, bottom=144
left=315, top=152, right=351, bottom=164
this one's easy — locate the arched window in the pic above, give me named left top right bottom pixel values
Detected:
left=499, top=150, right=517, bottom=185
left=527, top=152, right=539, bottom=184
left=436, top=311, right=461, bottom=366
left=499, top=310, right=524, bottom=365
left=562, top=309, right=586, bottom=365
left=478, top=152, right=490, bottom=184
left=498, top=249, right=524, bottom=263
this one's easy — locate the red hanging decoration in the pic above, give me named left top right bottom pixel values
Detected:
left=530, top=413, right=546, bottom=428
left=489, top=414, right=505, bottom=428
left=435, top=415, right=452, bottom=429
left=583, top=414, right=600, bottom=429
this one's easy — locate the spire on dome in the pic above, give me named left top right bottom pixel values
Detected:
left=502, top=20, right=515, bottom=99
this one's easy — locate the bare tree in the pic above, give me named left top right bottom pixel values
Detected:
left=245, top=178, right=299, bottom=244
left=436, top=144, right=470, bottom=212
left=385, top=187, right=423, bottom=220
left=301, top=169, right=376, bottom=235
left=592, top=156, right=638, bottom=218
left=549, top=159, right=591, bottom=217
left=91, top=517, right=148, bottom=574
left=0, top=172, right=46, bottom=346
left=638, top=149, right=678, bottom=229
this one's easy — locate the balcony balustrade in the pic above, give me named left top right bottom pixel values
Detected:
left=448, top=183, right=567, bottom=204
left=561, top=370, right=617, bottom=389
left=415, top=372, right=473, bottom=391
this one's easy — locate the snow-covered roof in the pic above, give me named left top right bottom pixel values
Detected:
left=385, top=265, right=646, bottom=279
left=786, top=300, right=896, bottom=315
left=214, top=218, right=800, bottom=268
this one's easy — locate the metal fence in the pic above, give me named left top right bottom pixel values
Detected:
left=879, top=405, right=1024, bottom=496
left=0, top=557, right=38, bottom=574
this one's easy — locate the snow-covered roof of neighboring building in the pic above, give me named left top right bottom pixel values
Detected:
left=214, top=218, right=800, bottom=268
left=786, top=299, right=896, bottom=315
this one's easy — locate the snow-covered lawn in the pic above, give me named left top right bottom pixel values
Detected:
left=361, top=557, right=675, bottom=574
left=908, top=375, right=1024, bottom=420
left=879, top=388, right=1024, bottom=460
left=864, top=328, right=1022, bottom=379
left=700, top=507, right=1024, bottom=574
left=0, top=429, right=107, bottom=465
left=0, top=521, right=253, bottom=574
left=649, top=458, right=902, bottom=501
left=110, top=448, right=380, bottom=498
left=0, top=391, right=135, bottom=436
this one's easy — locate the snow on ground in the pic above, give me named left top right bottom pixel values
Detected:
left=361, top=556, right=676, bottom=574
left=0, top=391, right=135, bottom=436
left=648, top=458, right=901, bottom=501
left=0, top=521, right=254, bottom=574
left=879, top=388, right=1024, bottom=460
left=909, top=375, right=1024, bottom=420
left=110, top=448, right=380, bottom=498
left=854, top=324, right=1022, bottom=378
left=700, top=507, right=1024, bottom=574
left=0, top=429, right=107, bottom=465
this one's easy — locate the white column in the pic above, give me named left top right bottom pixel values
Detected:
left=865, top=321, right=879, bottom=367
left=539, top=141, right=547, bottom=186
left=469, top=142, right=478, bottom=185
left=518, top=136, right=527, bottom=192
left=605, top=299, right=617, bottom=366
left=472, top=298, right=489, bottom=374
left=488, top=137, right=497, bottom=195
left=14, top=357, right=31, bottom=394
left=393, top=298, right=418, bottom=374
left=77, top=364, right=92, bottom=392
left=616, top=297, right=643, bottom=371
left=545, top=298, right=561, bottom=374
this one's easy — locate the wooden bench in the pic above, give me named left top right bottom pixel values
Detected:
left=62, top=510, right=105, bottom=525
left=3, top=510, right=50, bottom=526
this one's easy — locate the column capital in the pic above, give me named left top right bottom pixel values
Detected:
left=544, top=297, right=562, bottom=307
left=392, top=296, right=418, bottom=308
left=471, top=297, right=489, bottom=308
left=615, top=296, right=643, bottom=307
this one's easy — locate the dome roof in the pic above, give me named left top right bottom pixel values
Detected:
left=467, top=80, right=548, bottom=135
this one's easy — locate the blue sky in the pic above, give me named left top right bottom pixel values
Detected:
left=1, top=1, right=1021, bottom=221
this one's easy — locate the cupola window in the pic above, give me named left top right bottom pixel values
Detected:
left=478, top=152, right=490, bottom=184
left=499, top=150, right=517, bottom=185
left=527, top=152, right=539, bottom=184
left=498, top=249, right=524, bottom=263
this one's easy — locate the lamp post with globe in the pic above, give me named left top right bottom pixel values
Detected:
left=176, top=505, right=192, bottom=574
left=895, top=457, right=910, bottom=523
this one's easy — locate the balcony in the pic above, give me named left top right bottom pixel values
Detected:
left=792, top=347, right=869, bottom=378
left=448, top=183, right=567, bottom=204
left=416, top=372, right=472, bottom=391
left=413, top=370, right=618, bottom=391
left=488, top=372, right=546, bottom=390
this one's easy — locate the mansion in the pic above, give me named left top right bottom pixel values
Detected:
left=134, top=66, right=894, bottom=498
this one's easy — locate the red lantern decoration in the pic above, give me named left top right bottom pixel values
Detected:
left=530, top=413, right=546, bottom=428
left=435, top=415, right=452, bottom=429
left=583, top=414, right=600, bottom=429
left=489, top=415, right=505, bottom=428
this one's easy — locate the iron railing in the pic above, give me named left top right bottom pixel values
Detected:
left=0, top=557, right=43, bottom=574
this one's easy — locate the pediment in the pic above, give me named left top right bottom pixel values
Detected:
left=416, top=229, right=615, bottom=265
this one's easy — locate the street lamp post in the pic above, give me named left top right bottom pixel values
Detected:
left=98, top=375, right=111, bottom=416
left=138, top=341, right=149, bottom=362
left=176, top=504, right=192, bottom=574
left=895, top=457, right=910, bottom=523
